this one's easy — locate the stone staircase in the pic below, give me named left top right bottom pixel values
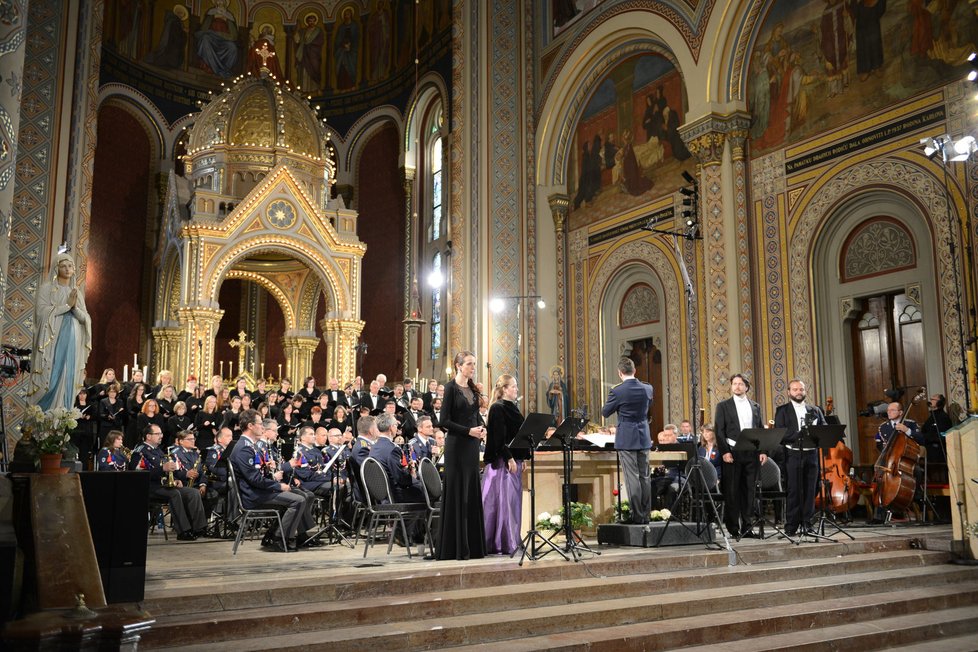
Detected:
left=139, top=536, right=978, bottom=651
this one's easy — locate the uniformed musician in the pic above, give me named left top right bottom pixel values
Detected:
left=408, top=415, right=436, bottom=462
left=96, top=430, right=128, bottom=471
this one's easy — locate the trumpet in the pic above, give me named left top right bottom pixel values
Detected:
left=187, top=450, right=202, bottom=488
left=163, top=451, right=178, bottom=488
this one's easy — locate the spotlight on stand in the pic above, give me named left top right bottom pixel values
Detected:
left=968, top=52, right=977, bottom=82
left=681, top=170, right=696, bottom=185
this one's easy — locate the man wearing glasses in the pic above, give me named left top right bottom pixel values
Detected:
left=229, top=409, right=313, bottom=552
left=128, top=424, right=207, bottom=540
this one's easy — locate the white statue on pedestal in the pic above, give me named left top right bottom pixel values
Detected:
left=30, top=253, right=92, bottom=410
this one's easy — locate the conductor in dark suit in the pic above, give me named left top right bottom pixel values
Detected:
left=714, top=373, right=764, bottom=538
left=601, top=357, right=654, bottom=525
left=774, top=379, right=826, bottom=536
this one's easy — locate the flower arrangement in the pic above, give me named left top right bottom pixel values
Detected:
left=650, top=509, right=672, bottom=522
left=20, top=404, right=81, bottom=456
left=615, top=499, right=631, bottom=523
left=535, top=511, right=563, bottom=530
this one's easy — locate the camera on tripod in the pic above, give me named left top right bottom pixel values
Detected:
left=0, top=344, right=31, bottom=380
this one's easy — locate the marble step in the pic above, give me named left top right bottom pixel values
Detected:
left=140, top=536, right=927, bottom=618
left=434, top=583, right=978, bottom=652
left=141, top=549, right=950, bottom=646
left=149, top=566, right=978, bottom=650
left=670, top=605, right=978, bottom=651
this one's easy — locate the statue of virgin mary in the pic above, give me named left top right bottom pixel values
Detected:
left=30, top=253, right=92, bottom=410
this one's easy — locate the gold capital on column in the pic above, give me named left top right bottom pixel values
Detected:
left=548, top=193, right=570, bottom=233
left=177, top=307, right=225, bottom=384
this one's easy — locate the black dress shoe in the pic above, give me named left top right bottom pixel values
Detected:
left=299, top=536, right=324, bottom=548
left=784, top=528, right=798, bottom=537
left=176, top=531, right=198, bottom=541
left=266, top=540, right=291, bottom=553
left=740, top=531, right=758, bottom=539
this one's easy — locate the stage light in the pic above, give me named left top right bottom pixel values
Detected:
left=968, top=52, right=978, bottom=81
left=686, top=219, right=695, bottom=227
left=679, top=186, right=695, bottom=197
left=427, top=270, right=444, bottom=288
left=951, top=135, right=976, bottom=162
left=537, top=299, right=546, bottom=310
left=489, top=297, right=505, bottom=313
left=681, top=170, right=696, bottom=184
left=682, top=198, right=693, bottom=206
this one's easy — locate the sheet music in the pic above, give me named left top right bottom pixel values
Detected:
left=580, top=433, right=615, bottom=448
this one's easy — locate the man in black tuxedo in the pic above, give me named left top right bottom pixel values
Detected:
left=714, top=373, right=764, bottom=538
left=774, top=379, right=826, bottom=536
left=422, top=379, right=439, bottom=412
left=323, top=377, right=349, bottom=412
left=360, top=379, right=384, bottom=415
left=601, top=357, right=654, bottom=524
left=401, top=396, right=427, bottom=441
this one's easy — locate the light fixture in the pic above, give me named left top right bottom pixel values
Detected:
left=427, top=269, right=444, bottom=288
left=679, top=186, right=695, bottom=197
left=968, top=52, right=977, bottom=82
left=489, top=297, right=505, bottom=313
left=537, top=299, right=546, bottom=310
left=951, top=135, right=976, bottom=162
left=681, top=170, right=696, bottom=184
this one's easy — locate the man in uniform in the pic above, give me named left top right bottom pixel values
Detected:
left=369, top=413, right=425, bottom=504
left=602, top=357, right=654, bottom=525
left=128, top=424, right=207, bottom=540
left=408, top=415, right=436, bottom=462
left=204, top=427, right=233, bottom=521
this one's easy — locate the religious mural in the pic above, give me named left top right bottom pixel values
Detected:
left=748, top=0, right=977, bottom=157
left=566, top=54, right=695, bottom=230
left=100, top=0, right=451, bottom=132
left=552, top=0, right=609, bottom=36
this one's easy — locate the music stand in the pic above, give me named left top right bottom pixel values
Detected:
left=508, top=412, right=566, bottom=565
left=803, top=424, right=853, bottom=540
left=543, top=416, right=599, bottom=562
left=736, top=428, right=790, bottom=541
left=306, top=446, right=353, bottom=546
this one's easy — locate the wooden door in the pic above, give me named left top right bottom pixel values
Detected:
left=627, top=338, right=663, bottom=436
left=850, top=292, right=927, bottom=463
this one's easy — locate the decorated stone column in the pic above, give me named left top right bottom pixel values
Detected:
left=680, top=113, right=752, bottom=403
left=176, top=307, right=224, bottom=384
left=548, top=193, right=569, bottom=373
left=281, top=333, right=320, bottom=382
left=320, top=318, right=365, bottom=384
left=402, top=166, right=417, bottom=379
left=151, top=326, right=184, bottom=383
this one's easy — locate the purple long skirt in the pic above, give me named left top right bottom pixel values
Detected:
left=481, top=459, right=523, bottom=554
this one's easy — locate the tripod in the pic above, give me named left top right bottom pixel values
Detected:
left=736, top=428, right=790, bottom=541
left=653, top=442, right=728, bottom=554
left=509, top=412, right=566, bottom=565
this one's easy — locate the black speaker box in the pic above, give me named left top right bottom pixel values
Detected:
left=79, top=472, right=150, bottom=603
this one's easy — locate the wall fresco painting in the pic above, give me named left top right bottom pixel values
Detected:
left=567, top=54, right=695, bottom=231
left=749, top=0, right=977, bottom=157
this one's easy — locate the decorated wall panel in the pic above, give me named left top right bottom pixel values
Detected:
left=566, top=53, right=695, bottom=230
left=748, top=0, right=977, bottom=157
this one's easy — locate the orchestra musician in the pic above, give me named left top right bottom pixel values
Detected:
left=204, top=427, right=233, bottom=519
left=128, top=424, right=207, bottom=540
left=96, top=430, right=128, bottom=471
left=172, top=431, right=207, bottom=502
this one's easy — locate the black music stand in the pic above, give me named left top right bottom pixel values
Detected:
left=736, top=428, right=789, bottom=541
left=803, top=424, right=853, bottom=540
left=508, top=412, right=566, bottom=565
left=541, top=416, right=599, bottom=562
left=307, top=446, right=353, bottom=546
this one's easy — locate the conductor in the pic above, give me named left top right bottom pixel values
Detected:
left=601, top=357, right=654, bottom=525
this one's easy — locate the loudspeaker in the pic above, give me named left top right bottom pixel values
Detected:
left=79, top=472, right=150, bottom=603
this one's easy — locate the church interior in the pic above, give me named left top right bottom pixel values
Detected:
left=2, top=0, right=978, bottom=648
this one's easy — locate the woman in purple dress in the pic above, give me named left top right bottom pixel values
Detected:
left=481, top=374, right=527, bottom=555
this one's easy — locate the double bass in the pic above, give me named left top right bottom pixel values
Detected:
left=871, top=390, right=925, bottom=513
left=814, top=397, right=859, bottom=514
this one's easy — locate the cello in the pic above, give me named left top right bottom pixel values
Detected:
left=815, top=397, right=860, bottom=514
left=871, top=390, right=925, bottom=513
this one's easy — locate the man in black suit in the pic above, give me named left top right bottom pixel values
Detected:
left=774, top=379, right=826, bottom=536
left=920, top=393, right=952, bottom=464
left=323, top=377, right=348, bottom=412
left=360, top=379, right=384, bottom=415
left=422, top=379, right=439, bottom=412
left=401, top=396, right=427, bottom=441
left=714, top=373, right=764, bottom=538
left=601, top=357, right=654, bottom=524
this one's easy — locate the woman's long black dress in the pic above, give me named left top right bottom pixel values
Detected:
left=437, top=379, right=486, bottom=560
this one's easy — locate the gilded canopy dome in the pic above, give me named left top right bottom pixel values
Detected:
left=186, top=73, right=324, bottom=159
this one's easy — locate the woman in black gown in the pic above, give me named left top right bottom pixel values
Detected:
left=437, top=350, right=487, bottom=560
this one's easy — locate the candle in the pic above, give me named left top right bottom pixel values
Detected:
left=142, top=365, right=147, bottom=380
left=229, top=360, right=234, bottom=377
left=278, top=364, right=282, bottom=380
left=260, top=362, right=265, bottom=378
left=123, top=364, right=128, bottom=382
left=220, top=360, right=224, bottom=377
left=133, top=353, right=138, bottom=368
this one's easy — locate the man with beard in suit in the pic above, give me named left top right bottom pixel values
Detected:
left=774, top=379, right=826, bottom=536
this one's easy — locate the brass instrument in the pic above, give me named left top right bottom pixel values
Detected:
left=187, top=449, right=202, bottom=488
left=119, top=445, right=132, bottom=462
left=163, top=446, right=178, bottom=488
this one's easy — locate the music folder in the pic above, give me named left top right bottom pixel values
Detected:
left=507, top=412, right=556, bottom=451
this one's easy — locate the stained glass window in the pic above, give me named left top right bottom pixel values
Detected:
left=430, top=252, right=442, bottom=359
